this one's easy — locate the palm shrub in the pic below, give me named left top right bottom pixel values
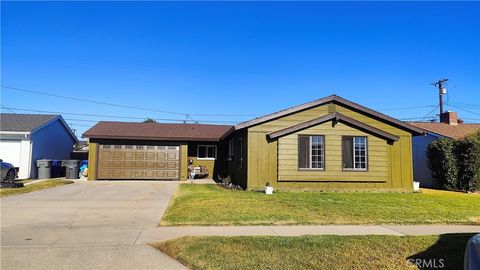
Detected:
left=427, top=138, right=458, bottom=190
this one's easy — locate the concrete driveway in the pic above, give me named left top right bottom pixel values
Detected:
left=1, top=180, right=187, bottom=270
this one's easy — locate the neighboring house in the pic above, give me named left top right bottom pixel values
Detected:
left=0, top=114, right=79, bottom=179
left=84, top=95, right=424, bottom=191
left=409, top=111, right=480, bottom=188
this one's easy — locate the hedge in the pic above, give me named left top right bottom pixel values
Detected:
left=427, top=138, right=458, bottom=190
left=427, top=130, right=480, bottom=192
left=455, top=132, right=480, bottom=191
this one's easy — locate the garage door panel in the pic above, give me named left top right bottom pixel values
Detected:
left=156, top=170, right=166, bottom=178
left=156, top=152, right=166, bottom=159
left=166, top=170, right=178, bottom=178
left=124, top=151, right=135, bottom=159
left=124, top=161, right=134, bottom=168
left=166, top=152, right=178, bottom=160
left=123, top=170, right=133, bottom=178
left=145, top=161, right=156, bottom=169
left=146, top=152, right=156, bottom=159
left=133, top=170, right=145, bottom=178
left=166, top=161, right=178, bottom=169
left=111, top=151, right=123, bottom=159
left=98, top=169, right=111, bottom=178
left=97, top=144, right=180, bottom=180
left=145, top=170, right=156, bottom=178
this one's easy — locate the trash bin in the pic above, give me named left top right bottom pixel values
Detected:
left=51, top=160, right=62, bottom=178
left=36, top=159, right=52, bottom=179
left=64, top=160, right=80, bottom=179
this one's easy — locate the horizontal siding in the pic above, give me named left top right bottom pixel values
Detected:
left=278, top=122, right=389, bottom=182
left=245, top=101, right=413, bottom=191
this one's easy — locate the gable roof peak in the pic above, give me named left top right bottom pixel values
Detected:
left=235, top=95, right=424, bottom=135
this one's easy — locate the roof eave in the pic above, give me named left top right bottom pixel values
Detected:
left=268, top=112, right=400, bottom=142
left=235, top=95, right=425, bottom=136
left=84, top=134, right=222, bottom=142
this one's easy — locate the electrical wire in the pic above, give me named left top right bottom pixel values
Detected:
left=446, top=104, right=480, bottom=116
left=1, top=85, right=260, bottom=117
left=377, top=105, right=436, bottom=111
left=0, top=106, right=240, bottom=124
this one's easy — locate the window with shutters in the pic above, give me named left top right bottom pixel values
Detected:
left=342, top=136, right=368, bottom=170
left=298, top=135, right=325, bottom=170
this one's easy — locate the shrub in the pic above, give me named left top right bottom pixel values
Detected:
left=455, top=131, right=480, bottom=192
left=427, top=138, right=458, bottom=190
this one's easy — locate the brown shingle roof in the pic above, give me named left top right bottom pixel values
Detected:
left=83, top=121, right=233, bottom=142
left=408, top=122, right=480, bottom=139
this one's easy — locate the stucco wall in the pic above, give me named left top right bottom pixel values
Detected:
left=0, top=136, right=32, bottom=179
left=412, top=133, right=438, bottom=187
left=30, top=120, right=77, bottom=178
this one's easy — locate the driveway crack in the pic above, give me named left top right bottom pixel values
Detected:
left=133, top=228, right=144, bottom=244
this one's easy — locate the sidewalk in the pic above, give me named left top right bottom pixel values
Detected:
left=137, top=224, right=480, bottom=243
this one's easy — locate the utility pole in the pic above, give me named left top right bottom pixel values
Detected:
left=432, top=78, right=448, bottom=114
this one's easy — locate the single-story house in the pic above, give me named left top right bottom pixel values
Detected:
left=83, top=123, right=233, bottom=180
left=84, top=95, right=424, bottom=191
left=409, top=111, right=480, bottom=187
left=0, top=114, right=79, bottom=179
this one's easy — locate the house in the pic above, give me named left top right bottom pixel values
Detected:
left=409, top=111, right=480, bottom=188
left=0, top=114, right=79, bottom=179
left=83, top=123, right=233, bottom=180
left=84, top=95, right=424, bottom=191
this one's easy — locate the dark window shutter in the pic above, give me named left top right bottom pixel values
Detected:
left=299, top=136, right=310, bottom=168
left=342, top=137, right=353, bottom=169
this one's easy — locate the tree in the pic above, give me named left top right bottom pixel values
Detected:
left=143, top=118, right=157, bottom=123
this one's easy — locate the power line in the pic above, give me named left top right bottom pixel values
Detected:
left=0, top=105, right=239, bottom=124
left=448, top=101, right=480, bottom=110
left=446, top=104, right=480, bottom=116
left=0, top=85, right=260, bottom=117
left=0, top=105, right=16, bottom=114
left=377, top=105, right=436, bottom=111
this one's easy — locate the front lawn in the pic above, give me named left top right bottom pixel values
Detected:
left=154, top=234, right=473, bottom=270
left=0, top=179, right=74, bottom=197
left=161, top=184, right=480, bottom=226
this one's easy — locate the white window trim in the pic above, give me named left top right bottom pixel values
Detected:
left=299, top=135, right=325, bottom=170
left=345, top=136, right=368, bottom=171
left=197, top=145, right=217, bottom=160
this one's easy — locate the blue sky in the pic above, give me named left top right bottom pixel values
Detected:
left=1, top=1, right=479, bottom=138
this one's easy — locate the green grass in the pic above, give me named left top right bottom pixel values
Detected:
left=0, top=179, right=74, bottom=197
left=161, top=184, right=480, bottom=226
left=154, top=234, right=473, bottom=270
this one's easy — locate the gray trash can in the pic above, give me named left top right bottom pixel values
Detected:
left=64, top=160, right=80, bottom=179
left=36, top=159, right=52, bottom=179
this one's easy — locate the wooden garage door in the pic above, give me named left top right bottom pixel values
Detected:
left=97, top=144, right=180, bottom=180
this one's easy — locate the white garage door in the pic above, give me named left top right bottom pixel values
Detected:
left=0, top=139, right=32, bottom=179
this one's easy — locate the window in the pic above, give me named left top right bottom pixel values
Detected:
left=298, top=135, right=325, bottom=169
left=125, top=145, right=133, bottom=149
left=197, top=145, right=216, bottom=159
left=114, top=145, right=122, bottom=149
left=228, top=139, right=234, bottom=157
left=342, top=136, right=367, bottom=170
left=102, top=145, right=111, bottom=149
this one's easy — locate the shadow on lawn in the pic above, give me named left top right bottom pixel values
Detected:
left=407, top=233, right=475, bottom=270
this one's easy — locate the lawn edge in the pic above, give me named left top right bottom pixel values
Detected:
left=0, top=180, right=75, bottom=198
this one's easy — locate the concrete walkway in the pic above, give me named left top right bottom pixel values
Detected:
left=137, top=224, right=480, bottom=243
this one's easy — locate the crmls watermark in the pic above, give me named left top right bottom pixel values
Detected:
left=407, top=258, right=445, bottom=269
